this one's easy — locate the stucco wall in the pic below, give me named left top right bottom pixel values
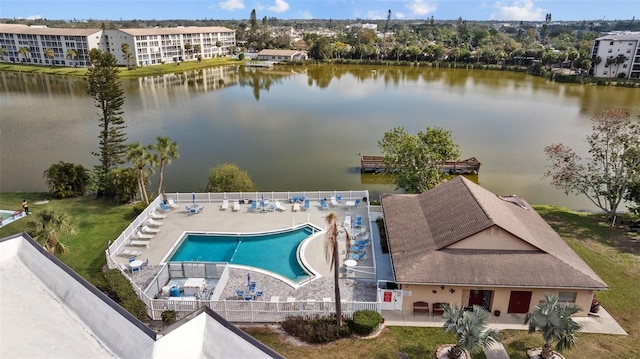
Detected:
left=401, top=284, right=595, bottom=317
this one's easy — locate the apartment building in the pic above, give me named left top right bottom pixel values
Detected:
left=0, top=24, right=236, bottom=67
left=590, top=32, right=640, bottom=79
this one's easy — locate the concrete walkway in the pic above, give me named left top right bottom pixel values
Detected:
left=484, top=342, right=510, bottom=359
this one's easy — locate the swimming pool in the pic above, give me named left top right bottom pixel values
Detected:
left=169, top=225, right=318, bottom=283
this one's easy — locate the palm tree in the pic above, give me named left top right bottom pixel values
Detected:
left=66, top=49, right=77, bottom=67
left=43, top=48, right=55, bottom=65
left=524, top=293, right=583, bottom=359
left=26, top=210, right=76, bottom=255
left=442, top=304, right=502, bottom=359
left=324, top=211, right=349, bottom=326
left=43, top=161, right=90, bottom=198
left=121, top=43, right=133, bottom=69
left=126, top=142, right=155, bottom=204
left=18, top=46, right=30, bottom=62
left=614, top=54, right=627, bottom=78
left=592, top=56, right=602, bottom=76
left=150, top=136, right=179, bottom=197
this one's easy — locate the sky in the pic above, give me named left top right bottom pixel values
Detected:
left=1, top=0, right=638, bottom=22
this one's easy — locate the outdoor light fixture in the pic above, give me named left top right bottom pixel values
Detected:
left=449, top=288, right=455, bottom=293
left=440, top=285, right=445, bottom=290
left=432, top=290, right=437, bottom=294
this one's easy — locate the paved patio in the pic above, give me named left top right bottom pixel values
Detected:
left=113, top=197, right=378, bottom=302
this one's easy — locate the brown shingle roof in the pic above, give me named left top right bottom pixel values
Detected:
left=382, top=176, right=608, bottom=289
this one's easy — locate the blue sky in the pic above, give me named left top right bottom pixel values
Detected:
left=1, top=0, right=638, bottom=22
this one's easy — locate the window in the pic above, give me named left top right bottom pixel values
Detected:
left=623, top=64, right=628, bottom=68
left=558, top=292, right=577, bottom=303
left=608, top=49, right=612, bottom=53
left=609, top=41, right=614, bottom=45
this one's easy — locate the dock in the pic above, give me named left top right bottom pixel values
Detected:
left=360, top=156, right=481, bottom=174
left=244, top=61, right=276, bottom=68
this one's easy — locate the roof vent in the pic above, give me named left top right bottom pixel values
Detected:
left=498, top=195, right=529, bottom=210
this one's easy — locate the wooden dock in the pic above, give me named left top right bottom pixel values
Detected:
left=360, top=156, right=481, bottom=174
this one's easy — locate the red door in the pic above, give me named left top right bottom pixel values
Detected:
left=469, top=290, right=484, bottom=306
left=508, top=291, right=532, bottom=313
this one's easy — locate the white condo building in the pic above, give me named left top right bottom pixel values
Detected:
left=590, top=32, right=640, bottom=79
left=0, top=24, right=236, bottom=67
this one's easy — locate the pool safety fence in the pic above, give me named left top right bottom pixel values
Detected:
left=104, top=191, right=379, bottom=322
left=147, top=298, right=381, bottom=322
left=168, top=190, right=369, bottom=205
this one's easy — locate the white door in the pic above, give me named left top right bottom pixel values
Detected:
left=379, top=289, right=403, bottom=310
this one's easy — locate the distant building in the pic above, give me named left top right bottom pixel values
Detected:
left=256, top=49, right=307, bottom=62
left=0, top=24, right=236, bottom=67
left=590, top=32, right=640, bottom=79
left=347, top=23, right=378, bottom=31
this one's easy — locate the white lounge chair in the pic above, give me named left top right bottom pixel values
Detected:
left=292, top=202, right=300, bottom=212
left=275, top=200, right=287, bottom=211
left=149, top=210, right=166, bottom=220
left=129, top=240, right=150, bottom=248
left=134, top=230, right=154, bottom=240
left=140, top=225, right=160, bottom=234
left=221, top=198, right=229, bottom=210
left=118, top=249, right=142, bottom=257
left=330, top=196, right=339, bottom=207
left=145, top=218, right=163, bottom=227
left=166, top=198, right=179, bottom=208
left=233, top=200, right=240, bottom=212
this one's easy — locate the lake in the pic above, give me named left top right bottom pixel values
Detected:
left=1, top=65, right=639, bottom=211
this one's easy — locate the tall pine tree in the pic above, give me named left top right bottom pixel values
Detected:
left=87, top=48, right=127, bottom=197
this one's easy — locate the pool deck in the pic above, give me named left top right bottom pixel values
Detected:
left=114, top=199, right=379, bottom=302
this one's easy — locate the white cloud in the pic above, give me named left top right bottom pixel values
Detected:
left=492, top=0, right=544, bottom=21
left=406, top=0, right=437, bottom=16
left=299, top=10, right=314, bottom=19
left=218, top=0, right=245, bottom=11
left=366, top=10, right=385, bottom=20
left=395, top=12, right=406, bottom=20
left=24, top=15, right=42, bottom=20
left=267, top=0, right=289, bottom=13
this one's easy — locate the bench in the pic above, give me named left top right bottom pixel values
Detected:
left=413, top=301, right=429, bottom=316
left=432, top=302, right=445, bottom=317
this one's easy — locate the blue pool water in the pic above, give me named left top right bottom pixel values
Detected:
left=170, top=225, right=316, bottom=282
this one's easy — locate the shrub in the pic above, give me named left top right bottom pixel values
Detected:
left=281, top=316, right=351, bottom=343
left=349, top=310, right=382, bottom=335
left=162, top=310, right=177, bottom=324
left=132, top=202, right=147, bottom=215
left=376, top=217, right=388, bottom=253
left=102, top=269, right=148, bottom=320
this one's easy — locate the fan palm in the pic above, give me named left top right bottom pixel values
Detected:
left=26, top=210, right=76, bottom=255
left=442, top=304, right=502, bottom=359
left=324, top=211, right=349, bottom=326
left=524, top=293, right=583, bottom=359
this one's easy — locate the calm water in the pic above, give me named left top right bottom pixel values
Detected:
left=170, top=226, right=314, bottom=282
left=1, top=65, right=639, bottom=211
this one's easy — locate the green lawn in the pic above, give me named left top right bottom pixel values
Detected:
left=0, top=192, right=135, bottom=282
left=0, top=57, right=242, bottom=78
left=1, top=195, right=638, bottom=358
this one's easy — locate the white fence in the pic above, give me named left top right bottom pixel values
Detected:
left=150, top=298, right=380, bottom=322
left=105, top=191, right=379, bottom=322
left=166, top=190, right=370, bottom=205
